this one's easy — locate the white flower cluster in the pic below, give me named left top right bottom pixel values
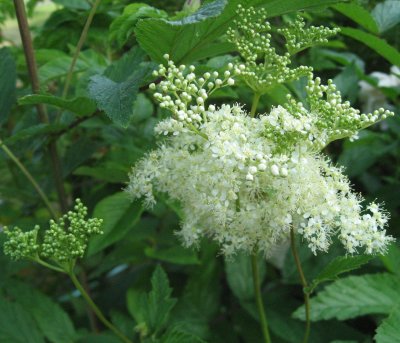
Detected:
left=128, top=66, right=394, bottom=255
left=150, top=54, right=238, bottom=137
left=266, top=75, right=394, bottom=151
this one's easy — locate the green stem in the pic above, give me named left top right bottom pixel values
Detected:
left=250, top=92, right=261, bottom=117
left=68, top=272, right=133, bottom=343
left=13, top=0, right=68, bottom=213
left=251, top=254, right=272, bottom=343
left=290, top=229, right=311, bottom=343
left=60, top=0, right=102, bottom=101
left=34, top=257, right=66, bottom=273
left=0, top=139, right=57, bottom=219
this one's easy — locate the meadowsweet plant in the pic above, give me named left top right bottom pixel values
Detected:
left=128, top=14, right=394, bottom=258
left=127, top=6, right=396, bottom=343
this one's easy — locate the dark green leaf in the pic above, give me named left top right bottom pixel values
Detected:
left=294, top=273, right=400, bottom=321
left=340, top=27, right=400, bottom=67
left=338, top=131, right=396, bottom=177
left=161, top=328, right=206, bottom=343
left=88, top=192, right=143, bottom=256
left=4, top=124, right=65, bottom=145
left=18, top=94, right=96, bottom=116
left=145, top=245, right=200, bottom=265
left=372, top=0, right=400, bottom=33
left=0, top=298, right=45, bottom=343
left=225, top=252, right=266, bottom=302
left=332, top=3, right=379, bottom=34
left=375, top=306, right=400, bottom=343
left=0, top=47, right=16, bottom=123
left=5, top=281, right=77, bottom=343
left=109, top=4, right=168, bottom=48
left=88, top=47, right=155, bottom=127
left=127, top=265, right=177, bottom=334
left=333, top=63, right=360, bottom=102
left=39, top=56, right=89, bottom=84
left=380, top=243, right=400, bottom=276
left=309, top=255, right=372, bottom=291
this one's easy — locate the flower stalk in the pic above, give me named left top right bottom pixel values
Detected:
left=251, top=254, right=272, bottom=343
left=290, top=228, right=311, bottom=343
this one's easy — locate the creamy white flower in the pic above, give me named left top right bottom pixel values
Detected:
left=127, top=104, right=394, bottom=256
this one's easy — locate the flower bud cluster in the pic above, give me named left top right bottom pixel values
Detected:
left=3, top=199, right=103, bottom=266
left=3, top=225, right=40, bottom=260
left=265, top=75, right=395, bottom=150
left=227, top=5, right=313, bottom=94
left=128, top=102, right=394, bottom=256
left=278, top=16, right=340, bottom=55
left=150, top=54, right=238, bottom=136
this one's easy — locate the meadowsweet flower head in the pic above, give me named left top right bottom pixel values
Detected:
left=127, top=7, right=394, bottom=257
left=127, top=61, right=394, bottom=256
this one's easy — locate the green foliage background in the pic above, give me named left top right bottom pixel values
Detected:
left=0, top=0, right=399, bottom=342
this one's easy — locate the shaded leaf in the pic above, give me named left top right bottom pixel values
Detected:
left=145, top=245, right=200, bottom=265
left=332, top=3, right=379, bottom=34
left=340, top=27, right=400, bottom=66
left=161, top=327, right=206, bottom=343
left=88, top=192, right=143, bottom=255
left=18, top=94, right=96, bottom=116
left=380, top=243, right=400, bottom=276
left=4, top=124, right=64, bottom=145
left=294, top=273, right=400, bottom=321
left=309, top=255, right=372, bottom=292
left=225, top=252, right=266, bottom=302
left=127, top=265, right=177, bottom=334
left=88, top=47, right=155, bottom=127
left=109, top=3, right=167, bottom=48
left=375, top=306, right=400, bottom=343
left=5, top=281, right=77, bottom=343
left=372, top=0, right=400, bottom=33
left=0, top=298, right=45, bottom=343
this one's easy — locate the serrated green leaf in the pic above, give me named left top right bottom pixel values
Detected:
left=294, top=273, right=400, bottom=321
left=0, top=298, right=45, bottom=343
left=372, top=0, right=400, bottom=33
left=340, top=27, right=400, bottom=67
left=127, top=265, right=177, bottom=334
left=39, top=56, right=89, bottom=84
left=380, top=243, right=400, bottom=276
left=309, top=255, right=372, bottom=291
left=225, top=252, right=266, bottom=302
left=88, top=47, right=155, bottom=127
left=18, top=94, right=96, bottom=116
left=4, top=124, right=65, bottom=145
left=0, top=47, right=16, bottom=123
left=332, top=3, right=379, bottom=34
left=5, top=281, right=77, bottom=343
left=109, top=3, right=167, bottom=48
left=103, top=47, right=149, bottom=83
left=375, top=306, right=400, bottom=343
left=88, top=192, right=143, bottom=255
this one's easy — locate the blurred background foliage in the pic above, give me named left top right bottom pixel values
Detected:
left=0, top=0, right=399, bottom=342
